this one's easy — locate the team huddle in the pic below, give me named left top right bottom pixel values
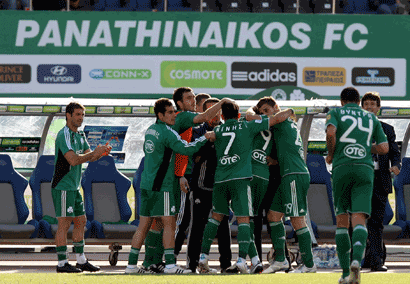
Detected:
left=52, top=87, right=390, bottom=284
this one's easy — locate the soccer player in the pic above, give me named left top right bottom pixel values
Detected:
left=255, top=97, right=316, bottom=274
left=185, top=98, right=233, bottom=273
left=172, top=88, right=229, bottom=257
left=125, top=98, right=214, bottom=274
left=52, top=102, right=112, bottom=273
left=198, top=100, right=294, bottom=274
left=325, top=87, right=388, bottom=284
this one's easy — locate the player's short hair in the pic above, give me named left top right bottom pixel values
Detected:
left=154, top=98, right=173, bottom=119
left=195, top=93, right=211, bottom=105
left=65, top=102, right=85, bottom=120
left=221, top=100, right=239, bottom=120
left=340, top=87, right=360, bottom=103
left=203, top=98, right=220, bottom=111
left=255, top=97, right=277, bottom=113
left=361, top=91, right=381, bottom=107
left=173, top=87, right=194, bottom=110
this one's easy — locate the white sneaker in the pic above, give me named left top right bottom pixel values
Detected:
left=125, top=265, right=152, bottom=274
left=198, top=253, right=211, bottom=274
left=249, top=261, right=264, bottom=274
left=235, top=257, right=249, bottom=274
left=163, top=264, right=192, bottom=274
left=262, top=259, right=289, bottom=274
left=289, top=263, right=317, bottom=273
left=348, top=260, right=361, bottom=284
left=339, top=276, right=349, bottom=284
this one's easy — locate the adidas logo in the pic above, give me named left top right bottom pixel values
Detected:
left=353, top=241, right=363, bottom=247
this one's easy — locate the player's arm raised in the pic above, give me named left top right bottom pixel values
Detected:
left=193, top=97, right=234, bottom=124
left=268, top=108, right=294, bottom=127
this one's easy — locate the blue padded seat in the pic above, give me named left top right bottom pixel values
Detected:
left=393, top=157, right=410, bottom=237
left=306, top=154, right=336, bottom=239
left=130, top=157, right=145, bottom=227
left=0, top=154, right=38, bottom=239
left=82, top=156, right=136, bottom=239
left=30, top=155, right=91, bottom=239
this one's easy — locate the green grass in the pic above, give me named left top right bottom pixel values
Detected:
left=2, top=273, right=410, bottom=284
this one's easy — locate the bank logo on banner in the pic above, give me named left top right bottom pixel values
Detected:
left=231, top=62, right=297, bottom=89
left=37, top=64, right=81, bottom=84
left=303, top=67, right=346, bottom=86
left=161, top=61, right=226, bottom=88
left=0, top=64, right=31, bottom=83
left=89, top=69, right=152, bottom=80
left=352, top=67, right=395, bottom=86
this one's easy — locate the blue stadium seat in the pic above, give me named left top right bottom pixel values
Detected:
left=250, top=0, right=282, bottom=13
left=82, top=156, right=136, bottom=239
left=130, top=157, right=145, bottom=227
left=393, top=157, right=410, bottom=237
left=306, top=154, right=335, bottom=239
left=0, top=154, right=38, bottom=239
left=342, top=0, right=377, bottom=14
left=135, top=0, right=153, bottom=11
left=30, top=155, right=91, bottom=239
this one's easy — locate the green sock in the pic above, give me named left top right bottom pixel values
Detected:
left=73, top=240, right=84, bottom=254
left=238, top=223, right=251, bottom=259
left=247, top=220, right=258, bottom=259
left=296, top=227, right=314, bottom=268
left=56, top=245, right=68, bottom=262
left=352, top=225, right=368, bottom=264
left=335, top=228, right=351, bottom=278
left=164, top=248, right=176, bottom=265
left=128, top=247, right=140, bottom=266
left=143, top=229, right=163, bottom=267
left=270, top=221, right=286, bottom=262
left=152, top=230, right=164, bottom=264
left=201, top=218, right=220, bottom=255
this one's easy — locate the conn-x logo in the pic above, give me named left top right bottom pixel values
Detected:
left=89, top=69, right=151, bottom=80
left=37, top=64, right=81, bottom=84
left=161, top=61, right=226, bottom=88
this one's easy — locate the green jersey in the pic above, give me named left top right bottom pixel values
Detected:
left=141, top=119, right=207, bottom=192
left=51, top=126, right=90, bottom=191
left=272, top=118, right=309, bottom=177
left=325, top=103, right=387, bottom=170
left=251, top=129, right=273, bottom=181
left=214, top=117, right=270, bottom=183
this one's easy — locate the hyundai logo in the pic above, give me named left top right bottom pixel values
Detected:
left=50, top=66, right=67, bottom=76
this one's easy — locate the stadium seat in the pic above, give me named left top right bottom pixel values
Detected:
left=250, top=0, right=282, bottom=13
left=81, top=156, right=136, bottom=239
left=220, top=0, right=251, bottom=12
left=282, top=0, right=313, bottom=13
left=312, top=0, right=333, bottom=13
left=201, top=0, right=221, bottom=11
left=30, top=155, right=91, bottom=239
left=130, top=157, right=145, bottom=227
left=135, top=0, right=153, bottom=11
left=393, top=157, right=410, bottom=237
left=0, top=154, right=38, bottom=239
left=306, top=154, right=336, bottom=239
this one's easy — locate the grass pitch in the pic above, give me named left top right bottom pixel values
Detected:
left=2, top=273, right=410, bottom=284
